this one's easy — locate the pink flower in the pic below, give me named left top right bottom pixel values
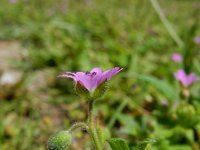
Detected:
left=194, top=36, right=200, bottom=45
left=171, top=53, right=183, bottom=63
left=58, top=67, right=123, bottom=92
left=174, top=69, right=199, bottom=87
left=9, top=0, right=17, bottom=3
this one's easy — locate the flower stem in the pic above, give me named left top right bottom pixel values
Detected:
left=68, top=122, right=89, bottom=133
left=88, top=100, right=102, bottom=150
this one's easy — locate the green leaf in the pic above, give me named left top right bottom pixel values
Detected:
left=107, top=138, right=130, bottom=150
left=137, top=74, right=179, bottom=101
left=135, top=143, right=150, bottom=150
left=170, top=145, right=192, bottom=150
left=135, top=139, right=156, bottom=150
left=116, top=114, right=139, bottom=136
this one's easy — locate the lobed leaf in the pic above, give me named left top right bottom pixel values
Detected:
left=107, top=138, right=130, bottom=150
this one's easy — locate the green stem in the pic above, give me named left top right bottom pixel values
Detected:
left=68, top=122, right=89, bottom=133
left=150, top=0, right=184, bottom=48
left=88, top=100, right=102, bottom=150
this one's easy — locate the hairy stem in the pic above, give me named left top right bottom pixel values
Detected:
left=88, top=100, right=102, bottom=150
left=150, top=0, right=184, bottom=47
left=68, top=122, right=89, bottom=133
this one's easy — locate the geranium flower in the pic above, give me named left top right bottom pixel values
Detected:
left=174, top=69, right=199, bottom=87
left=171, top=53, right=183, bottom=63
left=58, top=67, right=123, bottom=93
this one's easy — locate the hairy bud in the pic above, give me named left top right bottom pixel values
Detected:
left=172, top=102, right=199, bottom=127
left=47, top=131, right=72, bottom=150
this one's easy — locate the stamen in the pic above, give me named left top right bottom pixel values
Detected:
left=85, top=71, right=90, bottom=75
left=92, top=72, right=97, bottom=75
left=91, top=72, right=97, bottom=76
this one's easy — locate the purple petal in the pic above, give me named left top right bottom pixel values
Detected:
left=88, top=68, right=104, bottom=90
left=75, top=72, right=94, bottom=91
left=174, top=69, right=186, bottom=80
left=187, top=73, right=199, bottom=86
left=174, top=69, right=199, bottom=87
left=174, top=69, right=188, bottom=87
left=99, top=67, right=123, bottom=83
left=75, top=71, right=104, bottom=91
left=90, top=68, right=102, bottom=74
left=58, top=72, right=77, bottom=81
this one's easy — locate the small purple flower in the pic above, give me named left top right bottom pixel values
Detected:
left=174, top=69, right=199, bottom=87
left=171, top=53, right=183, bottom=63
left=8, top=0, right=17, bottom=3
left=59, top=67, right=123, bottom=92
left=194, top=36, right=200, bottom=45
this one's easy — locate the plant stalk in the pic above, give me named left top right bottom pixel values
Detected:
left=88, top=100, right=102, bottom=150
left=68, top=122, right=89, bottom=133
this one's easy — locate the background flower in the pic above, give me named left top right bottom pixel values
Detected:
left=174, top=69, right=199, bottom=87
left=194, top=36, right=200, bottom=45
left=9, top=0, right=17, bottom=4
left=171, top=53, right=183, bottom=63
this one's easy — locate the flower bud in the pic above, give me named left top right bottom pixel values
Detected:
left=47, top=131, right=72, bottom=150
left=172, top=102, right=199, bottom=127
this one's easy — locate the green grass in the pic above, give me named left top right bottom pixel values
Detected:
left=0, top=0, right=200, bottom=149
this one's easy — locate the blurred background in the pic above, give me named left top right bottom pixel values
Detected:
left=0, top=0, right=200, bottom=149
